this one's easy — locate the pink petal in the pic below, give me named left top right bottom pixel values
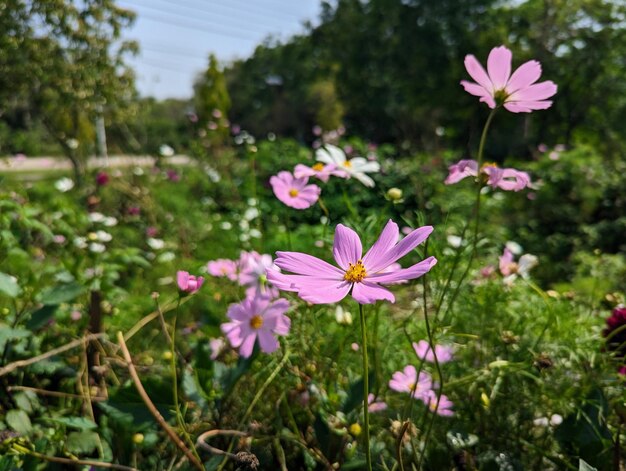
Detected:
left=487, top=45, right=512, bottom=90
left=298, top=280, right=352, bottom=304
left=464, top=54, right=493, bottom=92
left=351, top=281, right=395, bottom=304
left=238, top=333, right=257, bottom=358
left=333, top=224, right=363, bottom=270
left=506, top=60, right=542, bottom=94
left=293, top=164, right=313, bottom=179
left=460, top=81, right=493, bottom=100
left=222, top=323, right=243, bottom=347
left=257, top=330, right=279, bottom=353
left=362, top=220, right=400, bottom=270
left=274, top=252, right=343, bottom=277
left=226, top=304, right=251, bottom=322
left=176, top=271, right=189, bottom=290
left=368, top=226, right=433, bottom=272
left=368, top=256, right=437, bottom=283
left=503, top=100, right=553, bottom=113
left=507, top=81, right=557, bottom=102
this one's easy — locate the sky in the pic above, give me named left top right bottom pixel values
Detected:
left=116, top=0, right=322, bottom=100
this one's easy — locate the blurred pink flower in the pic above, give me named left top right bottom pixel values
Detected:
left=270, top=171, right=321, bottom=209
left=166, top=169, right=180, bottom=182
left=445, top=159, right=531, bottom=191
left=423, top=390, right=454, bottom=416
left=312, top=125, right=322, bottom=136
left=389, top=365, right=432, bottom=399
left=482, top=165, right=531, bottom=191
left=367, top=393, right=387, bottom=413
left=209, top=338, right=225, bottom=360
left=239, top=251, right=279, bottom=298
left=207, top=259, right=239, bottom=281
left=294, top=163, right=347, bottom=183
left=146, top=226, right=158, bottom=238
left=412, top=340, right=454, bottom=363
left=177, top=271, right=204, bottom=294
left=444, top=160, right=478, bottom=184
left=221, top=294, right=290, bottom=358
left=127, top=206, right=141, bottom=216
left=267, top=220, right=436, bottom=304
left=461, top=45, right=557, bottom=112
left=96, top=171, right=109, bottom=186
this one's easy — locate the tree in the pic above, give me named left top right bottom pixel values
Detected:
left=0, top=0, right=138, bottom=184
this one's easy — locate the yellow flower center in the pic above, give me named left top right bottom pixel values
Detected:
left=344, top=260, right=367, bottom=283
left=249, top=315, right=263, bottom=330
left=289, top=189, right=299, bottom=197
left=480, top=162, right=498, bottom=171
left=342, top=160, right=352, bottom=168
left=312, top=163, right=325, bottom=171
left=494, top=89, right=509, bottom=105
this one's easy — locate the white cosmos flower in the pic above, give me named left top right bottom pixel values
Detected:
left=96, top=230, right=112, bottom=242
left=55, top=177, right=74, bottom=192
left=89, top=242, right=106, bottom=253
left=147, top=238, right=165, bottom=250
left=315, top=144, right=380, bottom=188
left=335, top=305, right=352, bottom=325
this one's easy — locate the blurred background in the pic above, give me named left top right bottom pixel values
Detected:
left=2, top=0, right=626, bottom=160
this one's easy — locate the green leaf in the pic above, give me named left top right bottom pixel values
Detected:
left=6, top=410, right=32, bottom=435
left=341, top=371, right=376, bottom=414
left=26, top=305, right=58, bottom=331
left=0, top=272, right=20, bottom=298
left=47, top=416, right=98, bottom=431
left=65, top=430, right=100, bottom=455
left=0, top=325, right=30, bottom=351
left=37, top=282, right=85, bottom=305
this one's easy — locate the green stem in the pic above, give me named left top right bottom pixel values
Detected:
left=443, top=108, right=497, bottom=319
left=417, top=270, right=443, bottom=470
left=217, top=347, right=291, bottom=471
left=359, top=303, right=372, bottom=471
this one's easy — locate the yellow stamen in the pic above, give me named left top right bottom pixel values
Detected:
left=481, top=162, right=498, bottom=171
left=289, top=189, right=299, bottom=197
left=342, top=160, right=352, bottom=168
left=312, top=163, right=324, bottom=171
left=249, top=315, right=263, bottom=329
left=344, top=260, right=367, bottom=283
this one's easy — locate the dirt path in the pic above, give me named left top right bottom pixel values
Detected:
left=0, top=155, right=190, bottom=173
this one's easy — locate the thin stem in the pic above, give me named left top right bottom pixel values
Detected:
left=116, top=332, right=204, bottom=471
left=359, top=303, right=372, bottom=471
left=443, top=108, right=497, bottom=319
left=216, top=347, right=291, bottom=471
left=418, top=270, right=443, bottom=470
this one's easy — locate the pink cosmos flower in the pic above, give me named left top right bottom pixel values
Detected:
left=267, top=220, right=437, bottom=304
left=177, top=271, right=204, bottom=294
left=239, top=251, right=279, bottom=298
left=221, top=294, right=291, bottom=358
left=461, top=45, right=557, bottom=112
left=293, top=163, right=347, bottom=183
left=96, top=171, right=109, bottom=186
left=270, top=171, right=321, bottom=209
left=423, top=390, right=454, bottom=417
left=389, top=365, right=432, bottom=399
left=499, top=247, right=538, bottom=284
left=367, top=393, right=387, bottom=413
left=207, top=259, right=239, bottom=281
left=412, top=340, right=454, bottom=363
left=444, top=160, right=478, bottom=185
left=482, top=165, right=531, bottom=191
left=445, top=159, right=531, bottom=191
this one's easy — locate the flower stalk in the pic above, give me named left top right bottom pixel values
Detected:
left=358, top=303, right=372, bottom=471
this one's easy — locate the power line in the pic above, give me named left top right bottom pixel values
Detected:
left=163, top=0, right=304, bottom=22
left=128, top=9, right=258, bottom=42
left=141, top=0, right=290, bottom=32
left=118, top=2, right=260, bottom=41
left=141, top=44, right=210, bottom=61
left=120, top=0, right=277, bottom=37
